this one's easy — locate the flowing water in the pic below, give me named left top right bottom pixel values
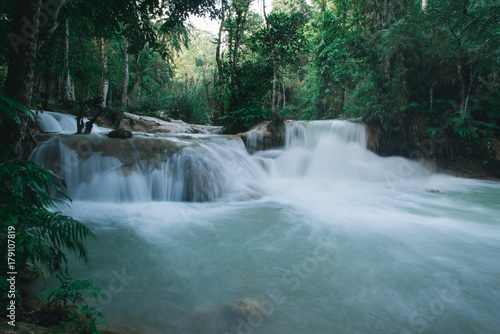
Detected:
left=30, top=114, right=500, bottom=334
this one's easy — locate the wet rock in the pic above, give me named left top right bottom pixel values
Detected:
left=238, top=121, right=285, bottom=153
left=106, top=128, right=133, bottom=139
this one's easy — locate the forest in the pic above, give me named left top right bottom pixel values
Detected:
left=1, top=0, right=499, bottom=158
left=1, top=0, right=500, bottom=333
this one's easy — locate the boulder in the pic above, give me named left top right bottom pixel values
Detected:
left=106, top=128, right=133, bottom=139
left=237, top=121, right=285, bottom=154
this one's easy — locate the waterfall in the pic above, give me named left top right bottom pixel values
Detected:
left=285, top=120, right=367, bottom=149
left=31, top=112, right=430, bottom=203
left=30, top=134, right=265, bottom=202
left=35, top=111, right=79, bottom=134
left=35, top=110, right=110, bottom=134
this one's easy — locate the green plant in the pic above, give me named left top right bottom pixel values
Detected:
left=43, top=267, right=106, bottom=309
left=43, top=267, right=107, bottom=333
left=0, top=159, right=95, bottom=276
left=220, top=107, right=269, bottom=134
left=74, top=304, right=107, bottom=334
left=0, top=96, right=36, bottom=127
left=0, top=95, right=95, bottom=278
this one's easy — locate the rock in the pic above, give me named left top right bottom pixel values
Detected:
left=237, top=121, right=285, bottom=153
left=121, top=112, right=223, bottom=134
left=95, top=116, right=113, bottom=128
left=20, top=286, right=44, bottom=312
left=485, top=137, right=500, bottom=178
left=106, top=128, right=133, bottom=139
left=226, top=298, right=271, bottom=319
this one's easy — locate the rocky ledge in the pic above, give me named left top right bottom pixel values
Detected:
left=119, top=112, right=223, bottom=134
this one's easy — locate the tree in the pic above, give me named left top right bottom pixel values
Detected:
left=1, top=0, right=220, bottom=150
left=250, top=1, right=309, bottom=116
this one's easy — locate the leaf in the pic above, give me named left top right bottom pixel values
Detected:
left=0, top=96, right=36, bottom=126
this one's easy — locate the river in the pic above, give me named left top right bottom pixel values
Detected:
left=30, top=112, right=500, bottom=334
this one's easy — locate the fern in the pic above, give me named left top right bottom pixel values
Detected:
left=0, top=100, right=94, bottom=277
left=43, top=267, right=107, bottom=333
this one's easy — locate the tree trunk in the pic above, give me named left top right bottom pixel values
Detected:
left=4, top=0, right=41, bottom=106
left=320, top=0, right=326, bottom=12
left=36, top=0, right=67, bottom=52
left=263, top=0, right=278, bottom=116
left=100, top=39, right=109, bottom=108
left=228, top=0, right=252, bottom=111
left=214, top=3, right=226, bottom=80
left=422, top=0, right=428, bottom=11
left=282, top=81, right=286, bottom=108
left=62, top=14, right=71, bottom=102
left=70, top=80, right=75, bottom=100
left=457, top=59, right=466, bottom=111
left=2, top=0, right=42, bottom=159
left=133, top=53, right=142, bottom=97
left=233, top=0, right=251, bottom=68
left=430, top=85, right=434, bottom=110
left=122, top=38, right=129, bottom=108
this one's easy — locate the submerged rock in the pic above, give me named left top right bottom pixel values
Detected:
left=184, top=297, right=272, bottom=334
left=225, top=298, right=272, bottom=319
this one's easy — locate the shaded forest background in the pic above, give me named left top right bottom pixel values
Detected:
left=1, top=0, right=499, bottom=168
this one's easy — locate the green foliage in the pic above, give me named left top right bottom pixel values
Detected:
left=0, top=96, right=36, bottom=127
left=43, top=267, right=107, bottom=309
left=0, top=102, right=94, bottom=277
left=251, top=11, right=310, bottom=66
left=43, top=267, right=107, bottom=334
left=74, top=304, right=107, bottom=334
left=311, top=8, right=366, bottom=119
left=220, top=107, right=269, bottom=133
left=0, top=160, right=95, bottom=276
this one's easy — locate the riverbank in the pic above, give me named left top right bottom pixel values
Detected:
left=365, top=117, right=500, bottom=181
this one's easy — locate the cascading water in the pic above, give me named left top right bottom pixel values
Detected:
left=34, top=110, right=109, bottom=134
left=30, top=112, right=500, bottom=334
left=285, top=119, right=367, bottom=149
left=31, top=113, right=266, bottom=202
left=31, top=134, right=264, bottom=202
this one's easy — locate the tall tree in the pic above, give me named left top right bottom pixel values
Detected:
left=62, top=12, right=71, bottom=102
left=122, top=38, right=130, bottom=108
left=100, top=39, right=109, bottom=108
left=2, top=0, right=42, bottom=158
left=262, top=0, right=277, bottom=115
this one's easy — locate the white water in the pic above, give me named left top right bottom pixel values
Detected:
left=35, top=110, right=110, bottom=134
left=30, top=113, right=500, bottom=334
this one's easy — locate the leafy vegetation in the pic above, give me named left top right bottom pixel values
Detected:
left=0, top=97, right=100, bottom=329
left=0, top=0, right=498, bottom=158
left=43, top=267, right=107, bottom=334
left=0, top=157, right=95, bottom=276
